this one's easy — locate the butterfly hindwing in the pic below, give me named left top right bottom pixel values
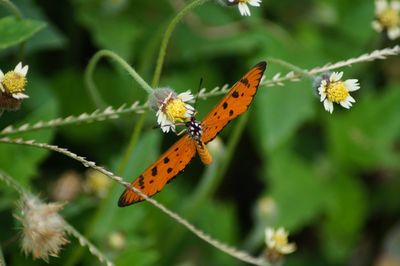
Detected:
left=201, top=61, right=267, bottom=144
left=118, top=135, right=197, bottom=206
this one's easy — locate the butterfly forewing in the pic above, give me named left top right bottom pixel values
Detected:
left=201, top=61, right=266, bottom=144
left=118, top=135, right=197, bottom=206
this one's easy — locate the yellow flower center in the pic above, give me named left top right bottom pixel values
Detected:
left=2, top=71, right=27, bottom=94
left=326, top=81, right=349, bottom=103
left=164, top=99, right=188, bottom=122
left=378, top=8, right=400, bottom=28
left=272, top=233, right=289, bottom=247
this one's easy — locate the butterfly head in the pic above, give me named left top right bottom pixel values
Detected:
left=185, top=117, right=202, bottom=140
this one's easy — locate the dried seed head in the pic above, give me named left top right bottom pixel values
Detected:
left=15, top=195, right=69, bottom=262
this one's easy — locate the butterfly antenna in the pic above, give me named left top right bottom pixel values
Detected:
left=193, top=77, right=203, bottom=111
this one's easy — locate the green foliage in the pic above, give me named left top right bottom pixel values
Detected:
left=0, top=0, right=399, bottom=265
left=0, top=16, right=45, bottom=49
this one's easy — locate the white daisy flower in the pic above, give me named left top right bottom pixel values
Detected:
left=317, top=72, right=360, bottom=114
left=148, top=87, right=195, bottom=133
left=265, top=227, right=296, bottom=262
left=227, top=0, right=262, bottom=16
left=372, top=0, right=400, bottom=40
left=0, top=62, right=29, bottom=99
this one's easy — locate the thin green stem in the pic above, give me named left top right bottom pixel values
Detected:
left=151, top=0, right=210, bottom=87
left=116, top=113, right=148, bottom=174
left=68, top=51, right=152, bottom=266
left=0, top=170, right=28, bottom=196
left=85, top=50, right=153, bottom=108
left=266, top=57, right=313, bottom=79
left=0, top=0, right=23, bottom=19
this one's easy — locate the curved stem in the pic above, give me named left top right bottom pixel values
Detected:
left=116, top=113, right=148, bottom=174
left=151, top=0, right=210, bottom=87
left=0, top=0, right=23, bottom=19
left=85, top=50, right=153, bottom=108
left=266, top=57, right=313, bottom=79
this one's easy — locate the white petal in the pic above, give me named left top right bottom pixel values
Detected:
left=0, top=84, right=4, bottom=92
left=330, top=72, right=343, bottom=82
left=391, top=0, right=400, bottom=11
left=344, top=79, right=360, bottom=91
left=14, top=62, right=22, bottom=73
left=371, top=20, right=383, bottom=32
left=178, top=91, right=194, bottom=102
left=276, top=227, right=288, bottom=236
left=156, top=110, right=163, bottom=124
left=388, top=26, right=400, bottom=40
left=347, top=95, right=356, bottom=103
left=376, top=0, right=388, bottom=12
left=20, top=64, right=29, bottom=76
left=323, top=100, right=334, bottom=113
left=14, top=62, right=29, bottom=76
left=0, top=69, right=4, bottom=80
left=279, top=244, right=296, bottom=254
left=12, top=92, right=29, bottom=99
left=340, top=99, right=351, bottom=109
left=248, top=0, right=262, bottom=7
left=318, top=86, right=327, bottom=101
left=238, top=3, right=251, bottom=16
left=265, top=228, right=274, bottom=242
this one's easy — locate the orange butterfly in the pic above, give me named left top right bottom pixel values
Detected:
left=118, top=62, right=267, bottom=207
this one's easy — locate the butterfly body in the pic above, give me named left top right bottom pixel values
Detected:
left=185, top=117, right=213, bottom=165
left=118, top=61, right=267, bottom=207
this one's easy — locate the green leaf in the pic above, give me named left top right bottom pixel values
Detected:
left=319, top=174, right=367, bottom=262
left=266, top=148, right=326, bottom=231
left=253, top=80, right=315, bottom=153
left=327, top=84, right=400, bottom=171
left=0, top=100, right=57, bottom=186
left=0, top=16, right=46, bottom=49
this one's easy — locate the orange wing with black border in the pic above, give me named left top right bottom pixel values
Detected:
left=118, top=135, right=196, bottom=206
left=201, top=61, right=267, bottom=144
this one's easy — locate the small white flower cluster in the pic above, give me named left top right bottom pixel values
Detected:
left=149, top=87, right=195, bottom=133
left=372, top=0, right=400, bottom=40
left=317, top=72, right=360, bottom=114
left=265, top=227, right=296, bottom=262
left=0, top=62, right=29, bottom=100
left=228, top=0, right=262, bottom=16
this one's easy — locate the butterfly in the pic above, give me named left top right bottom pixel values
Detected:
left=118, top=61, right=267, bottom=207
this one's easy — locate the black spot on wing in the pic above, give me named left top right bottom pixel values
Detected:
left=118, top=155, right=196, bottom=206
left=151, top=166, right=157, bottom=176
left=229, top=110, right=234, bottom=116
left=138, top=175, right=145, bottom=189
left=232, top=90, right=239, bottom=98
left=164, top=157, right=170, bottom=164
left=167, top=167, right=173, bottom=173
left=223, top=102, right=228, bottom=109
left=241, top=78, right=250, bottom=88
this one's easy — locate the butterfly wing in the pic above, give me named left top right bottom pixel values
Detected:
left=201, top=61, right=267, bottom=144
left=118, top=135, right=196, bottom=207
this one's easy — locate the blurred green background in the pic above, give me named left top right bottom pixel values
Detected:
left=0, top=0, right=400, bottom=265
